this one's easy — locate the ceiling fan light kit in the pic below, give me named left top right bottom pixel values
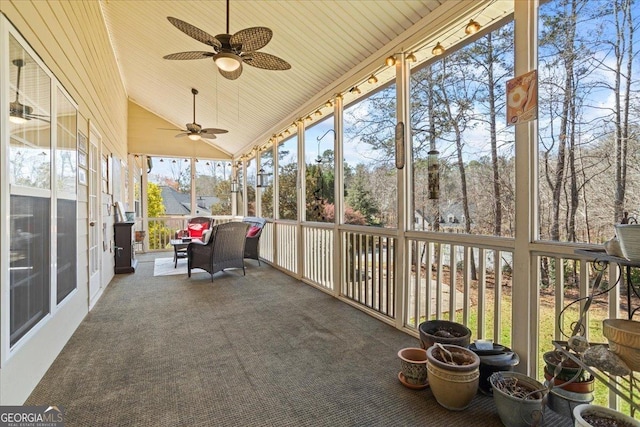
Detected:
left=214, top=51, right=241, bottom=72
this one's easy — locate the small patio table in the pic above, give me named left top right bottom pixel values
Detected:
left=170, top=238, right=200, bottom=268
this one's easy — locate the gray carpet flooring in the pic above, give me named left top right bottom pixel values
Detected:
left=26, top=253, right=570, bottom=426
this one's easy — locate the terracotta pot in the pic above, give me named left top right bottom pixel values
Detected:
left=543, top=350, right=586, bottom=382
left=573, top=404, right=640, bottom=427
left=426, top=344, right=479, bottom=411
left=490, top=372, right=546, bottom=427
left=418, top=320, right=471, bottom=350
left=544, top=366, right=594, bottom=393
left=397, top=347, right=428, bottom=386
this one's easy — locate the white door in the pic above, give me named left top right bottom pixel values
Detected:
left=88, top=125, right=101, bottom=308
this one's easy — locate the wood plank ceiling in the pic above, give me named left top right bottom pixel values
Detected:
left=100, top=0, right=456, bottom=157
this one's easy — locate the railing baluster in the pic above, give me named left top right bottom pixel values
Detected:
left=478, top=248, right=486, bottom=338
left=493, top=249, right=501, bottom=342
left=449, top=244, right=457, bottom=322
left=463, top=246, right=471, bottom=329
left=426, top=241, right=432, bottom=321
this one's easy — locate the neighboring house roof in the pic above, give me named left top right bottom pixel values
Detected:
left=160, top=186, right=219, bottom=216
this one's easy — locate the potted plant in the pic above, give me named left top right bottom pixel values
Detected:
left=573, top=404, right=640, bottom=427
left=542, top=348, right=595, bottom=419
left=418, top=320, right=471, bottom=349
left=397, top=347, right=428, bottom=389
left=490, top=371, right=547, bottom=427
left=426, top=343, right=480, bottom=410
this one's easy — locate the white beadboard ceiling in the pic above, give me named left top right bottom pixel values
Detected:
left=100, top=0, right=506, bottom=158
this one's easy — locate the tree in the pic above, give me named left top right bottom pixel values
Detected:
left=146, top=182, right=169, bottom=250
left=210, top=180, right=232, bottom=215
left=345, top=164, right=381, bottom=226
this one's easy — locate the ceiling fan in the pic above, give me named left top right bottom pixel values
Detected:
left=163, top=0, right=291, bottom=80
left=9, top=59, right=50, bottom=124
left=162, top=88, right=228, bottom=141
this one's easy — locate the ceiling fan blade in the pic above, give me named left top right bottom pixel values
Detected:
left=163, top=51, right=213, bottom=60
left=200, top=134, right=217, bottom=140
left=230, top=27, right=273, bottom=52
left=201, top=128, right=228, bottom=135
left=243, top=52, right=291, bottom=70
left=175, top=133, right=189, bottom=138
left=218, top=63, right=243, bottom=80
left=167, top=17, right=222, bottom=49
left=158, top=128, right=185, bottom=131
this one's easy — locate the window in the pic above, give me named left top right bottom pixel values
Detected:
left=259, top=149, right=274, bottom=218
left=343, top=84, right=397, bottom=227
left=236, top=164, right=245, bottom=217
left=195, top=160, right=232, bottom=215
left=147, top=157, right=191, bottom=216
left=8, top=36, right=54, bottom=345
left=538, top=0, right=640, bottom=243
left=305, top=116, right=335, bottom=223
left=246, top=157, right=256, bottom=216
left=10, top=195, right=51, bottom=345
left=56, top=89, right=78, bottom=303
left=9, top=36, right=51, bottom=189
left=56, top=199, right=77, bottom=303
left=410, top=23, right=515, bottom=236
left=278, top=135, right=297, bottom=220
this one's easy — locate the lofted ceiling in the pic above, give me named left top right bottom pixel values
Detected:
left=100, top=0, right=505, bottom=158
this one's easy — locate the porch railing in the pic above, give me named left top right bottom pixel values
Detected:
left=301, top=223, right=334, bottom=291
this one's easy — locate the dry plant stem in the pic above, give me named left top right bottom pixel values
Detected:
left=435, top=343, right=455, bottom=365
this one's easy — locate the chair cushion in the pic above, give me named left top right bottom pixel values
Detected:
left=188, top=222, right=208, bottom=238
left=246, top=226, right=261, bottom=237
left=202, top=228, right=213, bottom=244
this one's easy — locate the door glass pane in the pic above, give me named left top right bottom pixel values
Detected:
left=10, top=195, right=51, bottom=346
left=57, top=199, right=77, bottom=303
left=9, top=35, right=51, bottom=189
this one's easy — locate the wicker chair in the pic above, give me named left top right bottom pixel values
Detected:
left=242, top=217, right=267, bottom=265
left=187, top=222, right=249, bottom=282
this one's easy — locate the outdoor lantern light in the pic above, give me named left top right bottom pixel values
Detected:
left=432, top=42, right=445, bottom=56
left=465, top=19, right=481, bottom=35
left=428, top=149, right=440, bottom=200
left=230, top=178, right=239, bottom=193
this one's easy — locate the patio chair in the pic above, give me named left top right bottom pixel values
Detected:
left=176, top=216, right=214, bottom=240
left=242, top=217, right=267, bottom=265
left=187, top=221, right=250, bottom=282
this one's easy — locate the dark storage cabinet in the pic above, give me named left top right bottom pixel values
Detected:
left=114, top=221, right=137, bottom=273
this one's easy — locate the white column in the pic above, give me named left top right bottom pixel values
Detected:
left=297, top=121, right=305, bottom=279
left=333, top=95, right=344, bottom=297
left=512, top=0, right=539, bottom=375
left=394, top=53, right=410, bottom=330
